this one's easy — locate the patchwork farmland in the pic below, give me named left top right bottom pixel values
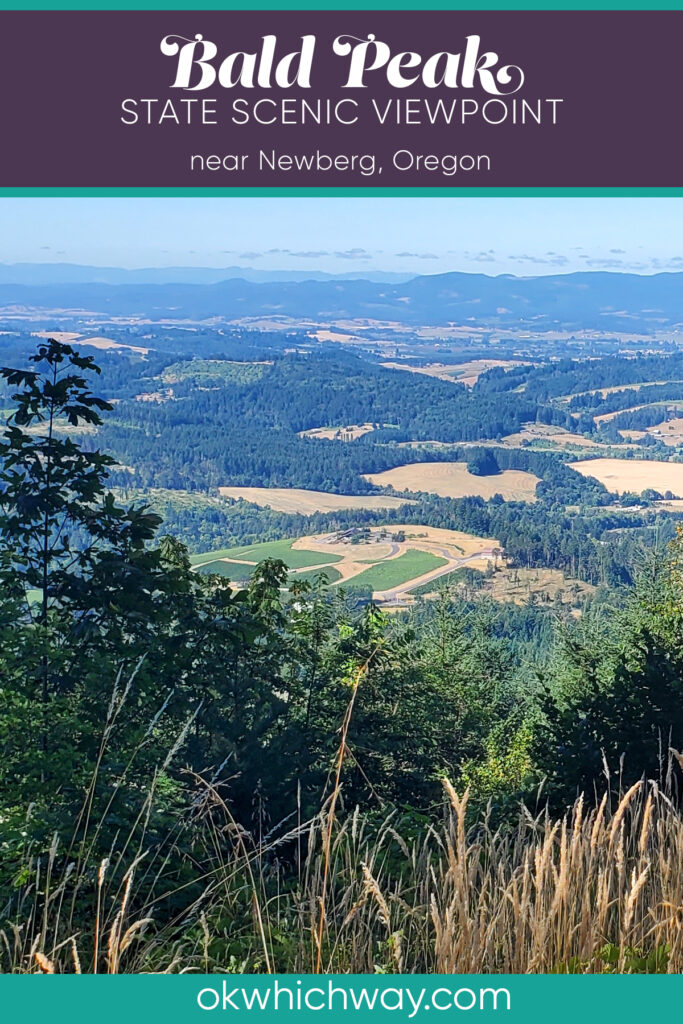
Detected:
left=192, top=526, right=498, bottom=605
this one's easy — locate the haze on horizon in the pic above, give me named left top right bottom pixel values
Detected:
left=2, top=197, right=683, bottom=279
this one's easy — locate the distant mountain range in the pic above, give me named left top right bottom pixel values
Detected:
left=2, top=268, right=683, bottom=333
left=0, top=263, right=414, bottom=286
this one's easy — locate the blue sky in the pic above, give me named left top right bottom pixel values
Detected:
left=1, top=198, right=682, bottom=276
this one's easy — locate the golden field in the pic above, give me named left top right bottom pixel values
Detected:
left=218, top=486, right=415, bottom=514
left=364, top=462, right=540, bottom=501
left=570, top=457, right=683, bottom=497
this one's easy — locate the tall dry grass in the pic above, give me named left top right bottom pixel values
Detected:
left=4, top=660, right=683, bottom=974
left=292, top=777, right=683, bottom=974
left=7, top=774, right=683, bottom=973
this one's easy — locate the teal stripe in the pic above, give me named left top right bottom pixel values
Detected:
left=3, top=188, right=683, bottom=197
left=1, top=1, right=682, bottom=9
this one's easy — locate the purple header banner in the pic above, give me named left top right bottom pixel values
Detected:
left=0, top=10, right=680, bottom=187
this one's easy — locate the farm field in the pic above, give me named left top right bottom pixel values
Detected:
left=619, top=429, right=648, bottom=440
left=195, top=559, right=256, bottom=578
left=381, top=358, right=530, bottom=387
left=619, top=420, right=683, bottom=446
left=639, top=417, right=683, bottom=447
left=190, top=538, right=343, bottom=569
left=298, top=423, right=378, bottom=441
left=32, top=330, right=150, bottom=356
left=192, top=525, right=497, bottom=601
left=300, top=525, right=498, bottom=601
left=218, top=485, right=415, bottom=514
left=188, top=555, right=344, bottom=584
left=364, top=462, right=540, bottom=501
left=501, top=423, right=604, bottom=449
left=285, top=566, right=343, bottom=585
left=349, top=550, right=447, bottom=592
left=570, top=458, right=683, bottom=497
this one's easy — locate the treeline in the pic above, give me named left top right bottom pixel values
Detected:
left=579, top=383, right=683, bottom=418
left=510, top=352, right=683, bottom=403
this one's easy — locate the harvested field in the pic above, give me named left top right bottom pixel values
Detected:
left=617, top=419, right=683, bottom=446
left=363, top=462, right=540, bottom=502
left=218, top=486, right=415, bottom=514
left=32, top=332, right=149, bottom=356
left=381, top=358, right=530, bottom=387
left=80, top=336, right=149, bottom=356
left=32, top=331, right=81, bottom=344
left=619, top=429, right=647, bottom=440
left=643, top=417, right=683, bottom=447
left=570, top=458, right=683, bottom=497
left=501, top=423, right=603, bottom=449
left=311, top=330, right=358, bottom=344
left=299, top=423, right=377, bottom=441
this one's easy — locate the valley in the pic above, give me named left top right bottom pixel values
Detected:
left=5, top=265, right=683, bottom=616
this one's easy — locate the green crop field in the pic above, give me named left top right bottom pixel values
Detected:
left=410, top=567, right=484, bottom=595
left=195, top=559, right=255, bottom=579
left=347, top=550, right=447, bottom=592
left=194, top=559, right=342, bottom=587
left=191, top=547, right=248, bottom=566
left=288, top=566, right=342, bottom=585
left=191, top=538, right=343, bottom=569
